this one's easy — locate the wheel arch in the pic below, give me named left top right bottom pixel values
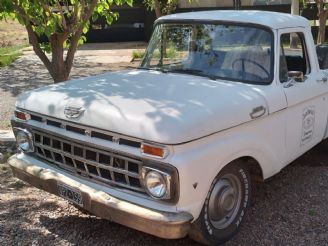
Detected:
left=188, top=155, right=264, bottom=245
left=183, top=153, right=266, bottom=221
left=238, top=156, right=264, bottom=183
left=174, top=134, right=281, bottom=220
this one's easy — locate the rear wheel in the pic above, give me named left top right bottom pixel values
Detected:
left=189, top=161, right=251, bottom=245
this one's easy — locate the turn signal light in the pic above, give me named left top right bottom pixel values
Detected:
left=141, top=143, right=167, bottom=158
left=15, top=110, right=31, bottom=121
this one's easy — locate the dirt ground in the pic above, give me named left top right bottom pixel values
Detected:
left=2, top=141, right=328, bottom=246
left=0, top=20, right=28, bottom=47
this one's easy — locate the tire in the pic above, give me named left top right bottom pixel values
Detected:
left=189, top=161, right=251, bottom=245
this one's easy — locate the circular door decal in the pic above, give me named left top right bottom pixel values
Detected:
left=301, top=106, right=315, bottom=146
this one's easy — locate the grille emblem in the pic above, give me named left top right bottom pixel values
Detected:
left=64, top=106, right=85, bottom=119
left=85, top=130, right=91, bottom=136
left=112, top=136, right=120, bottom=144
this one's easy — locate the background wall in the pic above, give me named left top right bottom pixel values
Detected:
left=179, top=0, right=291, bottom=8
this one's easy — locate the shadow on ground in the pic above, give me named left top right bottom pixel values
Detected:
left=0, top=55, right=138, bottom=97
left=39, top=215, right=198, bottom=246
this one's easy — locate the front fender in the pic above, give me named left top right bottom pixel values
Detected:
left=171, top=114, right=285, bottom=220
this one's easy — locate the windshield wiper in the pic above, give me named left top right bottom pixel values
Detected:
left=138, top=67, right=217, bottom=80
left=167, top=69, right=217, bottom=80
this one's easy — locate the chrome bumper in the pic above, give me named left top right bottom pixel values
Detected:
left=8, top=155, right=193, bottom=239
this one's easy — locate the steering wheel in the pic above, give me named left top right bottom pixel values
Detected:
left=232, top=58, right=270, bottom=79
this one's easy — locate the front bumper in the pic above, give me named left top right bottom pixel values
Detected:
left=8, top=154, right=193, bottom=239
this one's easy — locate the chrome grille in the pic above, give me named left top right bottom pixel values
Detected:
left=33, top=130, right=145, bottom=193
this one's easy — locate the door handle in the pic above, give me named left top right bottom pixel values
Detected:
left=250, top=106, right=266, bottom=119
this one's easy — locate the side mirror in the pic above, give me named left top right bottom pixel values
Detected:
left=288, top=71, right=304, bottom=83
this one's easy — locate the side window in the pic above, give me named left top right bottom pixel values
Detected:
left=279, top=32, right=311, bottom=83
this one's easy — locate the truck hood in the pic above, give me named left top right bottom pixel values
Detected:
left=16, top=70, right=267, bottom=144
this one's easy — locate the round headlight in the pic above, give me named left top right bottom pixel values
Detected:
left=145, top=171, right=167, bottom=198
left=16, top=130, right=32, bottom=152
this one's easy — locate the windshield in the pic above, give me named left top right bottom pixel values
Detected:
left=140, top=22, right=273, bottom=84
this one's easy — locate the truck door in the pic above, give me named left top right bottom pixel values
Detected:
left=279, top=28, right=328, bottom=162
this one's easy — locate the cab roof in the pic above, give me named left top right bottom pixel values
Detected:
left=157, top=10, right=310, bottom=30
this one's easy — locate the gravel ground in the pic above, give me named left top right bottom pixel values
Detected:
left=1, top=50, right=328, bottom=245
left=1, top=141, right=328, bottom=246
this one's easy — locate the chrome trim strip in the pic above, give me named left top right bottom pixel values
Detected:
left=19, top=108, right=142, bottom=147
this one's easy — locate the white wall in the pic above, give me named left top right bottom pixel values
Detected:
left=179, top=0, right=252, bottom=8
left=179, top=0, right=291, bottom=8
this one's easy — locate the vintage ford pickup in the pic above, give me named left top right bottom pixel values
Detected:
left=8, top=10, right=328, bottom=245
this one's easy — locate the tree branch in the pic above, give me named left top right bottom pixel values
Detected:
left=154, top=0, right=162, bottom=18
left=56, top=0, right=68, bottom=30
left=12, top=0, right=53, bottom=77
left=65, top=0, right=98, bottom=74
left=12, top=0, right=44, bottom=27
left=69, top=1, right=81, bottom=34
left=26, top=23, right=54, bottom=77
left=39, top=0, right=53, bottom=17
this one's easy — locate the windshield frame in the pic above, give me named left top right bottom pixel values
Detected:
left=140, top=19, right=275, bottom=86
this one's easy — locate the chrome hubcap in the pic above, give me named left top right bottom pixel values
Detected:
left=208, top=174, right=242, bottom=229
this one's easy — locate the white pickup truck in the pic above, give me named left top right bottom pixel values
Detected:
left=8, top=10, right=328, bottom=245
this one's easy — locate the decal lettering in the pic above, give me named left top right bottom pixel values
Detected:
left=301, top=106, right=315, bottom=146
left=235, top=168, right=249, bottom=227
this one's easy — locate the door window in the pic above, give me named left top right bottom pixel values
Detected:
left=279, top=32, right=311, bottom=82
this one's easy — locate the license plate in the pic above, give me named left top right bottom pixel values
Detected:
left=57, top=182, right=83, bottom=206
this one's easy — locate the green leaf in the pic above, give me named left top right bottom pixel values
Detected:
left=92, top=12, right=99, bottom=22
left=83, top=25, right=89, bottom=34
left=97, top=5, right=104, bottom=13
left=126, top=0, right=133, bottom=7
left=78, top=35, right=87, bottom=46
left=44, top=26, right=52, bottom=37
left=105, top=15, right=114, bottom=25
left=103, top=2, right=110, bottom=10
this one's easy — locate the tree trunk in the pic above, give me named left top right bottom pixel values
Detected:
left=154, top=0, right=162, bottom=18
left=50, top=34, right=69, bottom=83
left=233, top=0, right=241, bottom=10
left=290, top=0, right=299, bottom=48
left=318, top=13, right=326, bottom=44
left=26, top=27, right=70, bottom=83
left=316, top=0, right=328, bottom=45
left=65, top=25, right=84, bottom=78
left=25, top=23, right=54, bottom=78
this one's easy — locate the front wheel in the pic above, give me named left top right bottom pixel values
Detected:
left=189, top=161, right=251, bottom=245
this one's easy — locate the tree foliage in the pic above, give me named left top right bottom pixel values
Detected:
left=143, top=0, right=191, bottom=18
left=0, top=0, right=133, bottom=82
